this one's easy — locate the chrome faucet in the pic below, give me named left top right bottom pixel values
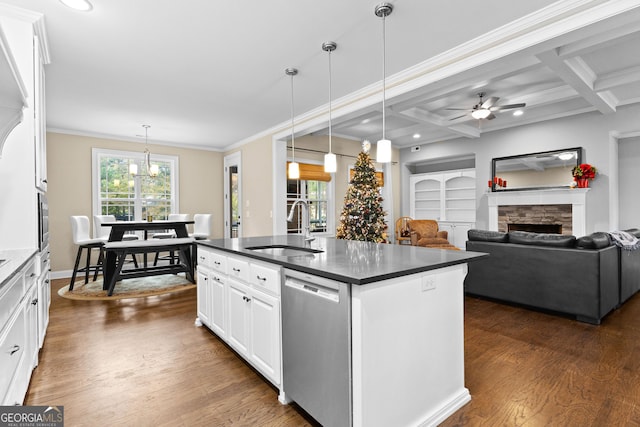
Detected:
left=287, top=199, right=315, bottom=243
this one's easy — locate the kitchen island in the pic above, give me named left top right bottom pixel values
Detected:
left=196, top=236, right=486, bottom=427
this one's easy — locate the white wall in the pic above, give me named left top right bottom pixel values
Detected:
left=400, top=104, right=640, bottom=234
left=618, top=135, right=640, bottom=230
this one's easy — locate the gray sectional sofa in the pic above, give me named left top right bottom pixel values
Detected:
left=464, top=229, right=640, bottom=324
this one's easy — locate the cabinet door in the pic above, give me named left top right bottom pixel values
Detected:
left=37, top=273, right=50, bottom=349
left=248, top=289, right=280, bottom=384
left=196, top=269, right=211, bottom=327
left=227, top=279, right=251, bottom=356
left=25, top=285, right=39, bottom=371
left=210, top=273, right=226, bottom=338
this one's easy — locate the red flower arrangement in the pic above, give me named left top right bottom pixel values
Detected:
left=572, top=163, right=596, bottom=180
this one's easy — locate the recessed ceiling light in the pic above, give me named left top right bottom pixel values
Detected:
left=413, top=133, right=421, bottom=139
left=59, top=0, right=93, bottom=11
left=361, top=118, right=370, bottom=124
left=513, top=110, right=524, bottom=116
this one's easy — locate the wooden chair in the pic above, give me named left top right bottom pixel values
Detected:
left=395, top=216, right=413, bottom=245
left=408, top=219, right=459, bottom=250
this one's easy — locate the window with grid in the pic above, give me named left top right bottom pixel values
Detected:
left=92, top=148, right=179, bottom=221
left=286, top=178, right=330, bottom=235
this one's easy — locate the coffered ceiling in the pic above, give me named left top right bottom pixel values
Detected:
left=1, top=0, right=639, bottom=151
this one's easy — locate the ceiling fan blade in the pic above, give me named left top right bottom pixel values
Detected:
left=491, top=103, right=526, bottom=111
left=485, top=113, right=496, bottom=120
left=481, top=96, right=499, bottom=109
left=449, top=114, right=468, bottom=121
left=444, top=108, right=470, bottom=111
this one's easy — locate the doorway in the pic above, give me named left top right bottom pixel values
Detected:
left=224, top=152, right=242, bottom=238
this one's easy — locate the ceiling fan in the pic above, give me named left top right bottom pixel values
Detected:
left=447, top=92, right=526, bottom=121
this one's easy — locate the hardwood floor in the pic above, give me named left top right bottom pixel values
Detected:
left=27, top=278, right=640, bottom=426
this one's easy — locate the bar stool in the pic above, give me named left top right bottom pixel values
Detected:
left=153, top=213, right=189, bottom=265
left=189, top=213, right=212, bottom=240
left=94, top=215, right=139, bottom=268
left=69, top=215, right=105, bottom=290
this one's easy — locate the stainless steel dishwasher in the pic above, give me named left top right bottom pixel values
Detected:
left=282, top=268, right=351, bottom=427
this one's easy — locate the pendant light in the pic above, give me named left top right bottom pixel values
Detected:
left=375, top=2, right=393, bottom=164
left=322, top=41, right=338, bottom=173
left=129, top=125, right=159, bottom=178
left=286, top=68, right=300, bottom=180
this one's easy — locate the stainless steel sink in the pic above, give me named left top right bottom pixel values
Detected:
left=246, top=245, right=323, bottom=257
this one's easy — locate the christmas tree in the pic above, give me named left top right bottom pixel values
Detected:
left=336, top=141, right=388, bottom=243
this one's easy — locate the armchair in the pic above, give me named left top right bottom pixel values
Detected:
left=409, top=219, right=458, bottom=250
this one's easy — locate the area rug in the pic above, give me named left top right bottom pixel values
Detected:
left=58, top=274, right=196, bottom=301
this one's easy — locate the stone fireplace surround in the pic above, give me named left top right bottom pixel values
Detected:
left=499, top=204, right=572, bottom=235
left=488, top=188, right=589, bottom=237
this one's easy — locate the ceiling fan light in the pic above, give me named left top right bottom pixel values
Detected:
left=288, top=161, right=300, bottom=180
left=324, top=152, right=337, bottom=173
left=472, top=108, right=491, bottom=120
left=376, top=139, right=392, bottom=163
left=59, top=0, right=93, bottom=11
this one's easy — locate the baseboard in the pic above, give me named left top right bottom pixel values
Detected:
left=418, top=388, right=471, bottom=427
left=51, top=269, right=74, bottom=280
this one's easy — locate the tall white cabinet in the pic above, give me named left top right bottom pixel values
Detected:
left=409, top=169, right=476, bottom=248
left=0, top=4, right=50, bottom=405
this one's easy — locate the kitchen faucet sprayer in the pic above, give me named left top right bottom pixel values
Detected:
left=287, top=199, right=315, bottom=243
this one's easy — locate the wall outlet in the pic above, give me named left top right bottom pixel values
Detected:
left=421, top=277, right=436, bottom=292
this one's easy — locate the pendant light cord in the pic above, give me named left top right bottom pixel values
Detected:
left=290, top=73, right=295, bottom=162
left=328, top=48, right=333, bottom=153
left=382, top=13, right=386, bottom=141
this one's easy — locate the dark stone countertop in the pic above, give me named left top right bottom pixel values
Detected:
left=197, top=235, right=487, bottom=285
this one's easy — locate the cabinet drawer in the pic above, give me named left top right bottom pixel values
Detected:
left=0, top=275, right=23, bottom=329
left=196, top=248, right=210, bottom=268
left=250, top=262, right=281, bottom=296
left=0, top=307, right=26, bottom=403
left=227, top=257, right=249, bottom=282
left=210, top=251, right=227, bottom=275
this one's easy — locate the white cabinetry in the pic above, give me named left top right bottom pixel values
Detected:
left=410, top=169, right=476, bottom=248
left=1, top=254, right=47, bottom=406
left=196, top=246, right=282, bottom=388
left=439, top=222, right=474, bottom=249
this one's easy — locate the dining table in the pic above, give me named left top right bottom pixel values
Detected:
left=101, top=220, right=195, bottom=290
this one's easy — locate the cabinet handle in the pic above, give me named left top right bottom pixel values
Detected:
left=42, top=179, right=48, bottom=184
left=32, top=298, right=38, bottom=305
left=232, top=267, right=241, bottom=273
left=214, top=261, right=221, bottom=265
left=199, top=256, right=205, bottom=261
left=30, top=273, right=36, bottom=278
left=9, top=345, right=20, bottom=355
left=45, top=279, right=50, bottom=284
left=242, top=296, right=251, bottom=303
left=256, top=275, right=267, bottom=282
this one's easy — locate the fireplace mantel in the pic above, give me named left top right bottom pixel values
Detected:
left=488, top=188, right=589, bottom=237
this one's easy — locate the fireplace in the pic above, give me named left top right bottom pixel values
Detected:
left=499, top=204, right=571, bottom=235
left=488, top=188, right=589, bottom=237
left=508, top=223, right=562, bottom=234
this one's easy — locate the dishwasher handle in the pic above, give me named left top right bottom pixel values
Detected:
left=285, top=277, right=340, bottom=302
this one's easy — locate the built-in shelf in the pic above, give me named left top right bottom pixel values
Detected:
left=0, top=24, right=28, bottom=158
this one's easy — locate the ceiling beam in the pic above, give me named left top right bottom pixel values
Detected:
left=536, top=50, right=617, bottom=114
left=393, top=107, right=480, bottom=138
left=595, top=65, right=640, bottom=91
left=557, top=22, right=640, bottom=58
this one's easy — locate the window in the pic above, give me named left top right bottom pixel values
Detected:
left=92, top=148, right=179, bottom=221
left=287, top=177, right=332, bottom=236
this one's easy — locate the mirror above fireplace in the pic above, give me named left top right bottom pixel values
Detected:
left=491, top=147, right=582, bottom=191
